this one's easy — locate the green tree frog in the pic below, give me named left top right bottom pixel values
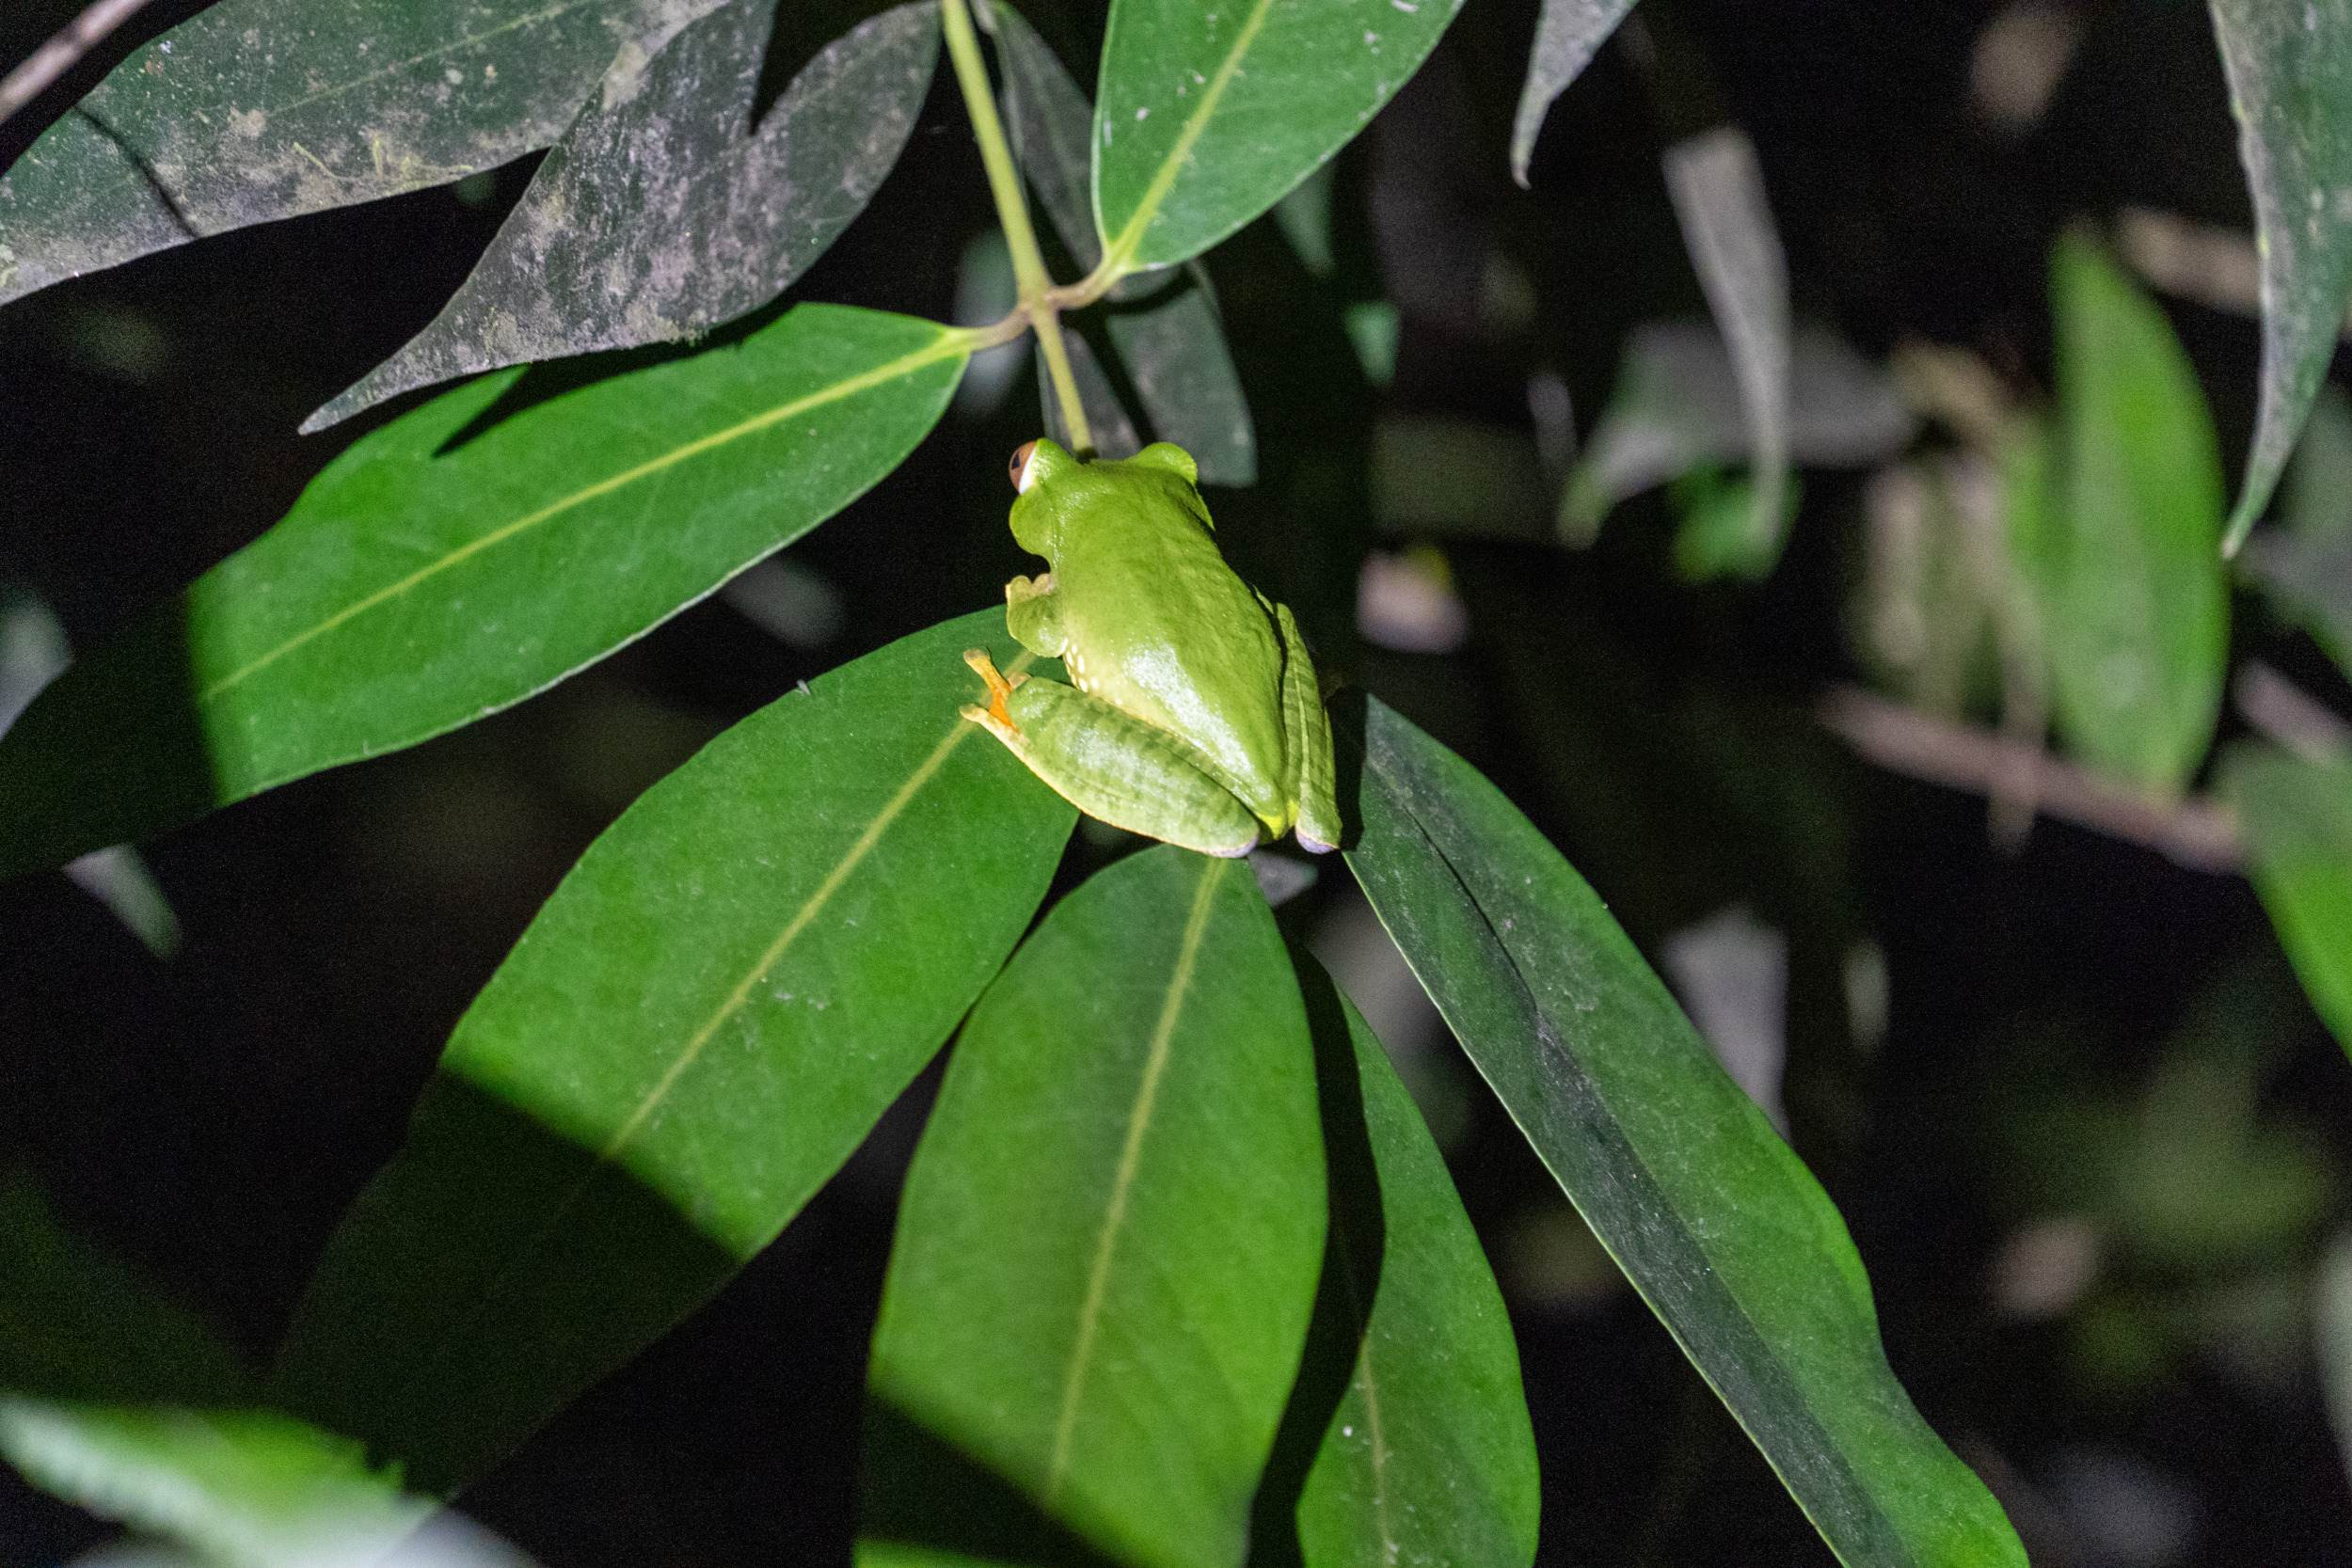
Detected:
left=961, top=437, right=1343, bottom=858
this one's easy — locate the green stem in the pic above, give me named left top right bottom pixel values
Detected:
left=940, top=0, right=1094, bottom=454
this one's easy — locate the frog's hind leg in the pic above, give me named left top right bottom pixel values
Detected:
left=1275, top=604, right=1343, bottom=853
left=962, top=665, right=1262, bottom=857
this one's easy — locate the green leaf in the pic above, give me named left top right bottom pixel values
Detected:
left=270, top=611, right=1075, bottom=1492
left=2208, top=0, right=2352, bottom=554
left=2242, top=382, right=2352, bottom=683
left=981, top=5, right=1255, bottom=484
left=1662, top=127, right=1793, bottom=564
left=1105, top=276, right=1257, bottom=487
left=1509, top=0, right=1636, bottom=186
left=1272, top=960, right=1538, bottom=1568
left=0, top=0, right=706, bottom=309
left=305, top=0, right=940, bottom=431
left=1341, top=696, right=2026, bottom=1568
left=2220, top=744, right=2352, bottom=1056
left=867, top=847, right=1324, bottom=1568
left=2047, top=232, right=2228, bottom=797
left=1092, top=0, right=1461, bottom=273
left=0, top=1402, right=434, bottom=1568
left=0, top=304, right=970, bottom=883
left=0, top=1171, right=250, bottom=1407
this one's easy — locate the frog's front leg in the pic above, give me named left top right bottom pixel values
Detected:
left=1004, top=572, right=1065, bottom=658
left=961, top=650, right=1262, bottom=857
left=1273, top=603, right=1343, bottom=853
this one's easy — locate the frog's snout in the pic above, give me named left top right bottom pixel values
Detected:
left=1009, top=440, right=1041, bottom=494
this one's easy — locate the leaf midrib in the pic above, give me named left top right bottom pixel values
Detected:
left=1097, top=0, right=1278, bottom=273
left=197, top=329, right=966, bottom=705
left=1044, top=853, right=1227, bottom=1502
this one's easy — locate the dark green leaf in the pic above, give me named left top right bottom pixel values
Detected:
left=1092, top=0, right=1462, bottom=272
left=2208, top=0, right=2352, bottom=553
left=0, top=0, right=706, bottom=308
left=0, top=304, right=969, bottom=882
left=306, top=0, right=940, bottom=431
left=269, top=611, right=1075, bottom=1491
left=1272, top=960, right=1538, bottom=1568
left=0, top=1402, right=435, bottom=1568
left=0, top=1171, right=249, bottom=1406
left=2221, top=744, right=2352, bottom=1055
left=984, top=0, right=1101, bottom=271
left=1105, top=276, right=1256, bottom=486
left=1341, top=696, right=2026, bottom=1568
left=1509, top=0, right=1637, bottom=186
left=2048, top=232, right=2228, bottom=797
left=867, top=847, right=1323, bottom=1568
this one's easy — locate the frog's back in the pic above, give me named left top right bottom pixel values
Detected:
left=1035, top=465, right=1289, bottom=816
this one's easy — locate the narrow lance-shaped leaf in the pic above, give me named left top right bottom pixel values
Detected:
left=2221, top=743, right=2352, bottom=1056
left=0, top=0, right=715, bottom=309
left=1341, top=696, right=2026, bottom=1568
left=0, top=304, right=971, bottom=883
left=1092, top=0, right=1463, bottom=273
left=1509, top=0, right=1637, bottom=186
left=0, top=1402, right=453, bottom=1568
left=2209, top=0, right=2352, bottom=554
left=2241, top=381, right=2352, bottom=684
left=986, top=2, right=1256, bottom=483
left=1266, top=958, right=1537, bottom=1568
left=2047, top=233, right=2229, bottom=797
left=866, top=847, right=1324, bottom=1568
left=271, top=612, right=1076, bottom=1492
left=1661, top=126, right=1793, bottom=574
left=305, top=0, right=941, bottom=431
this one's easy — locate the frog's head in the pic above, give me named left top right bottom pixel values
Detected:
left=1008, top=438, right=1207, bottom=555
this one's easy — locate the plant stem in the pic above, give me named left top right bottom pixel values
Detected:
left=939, top=0, right=1094, bottom=453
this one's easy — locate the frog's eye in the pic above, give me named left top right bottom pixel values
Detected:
left=1009, top=439, right=1041, bottom=494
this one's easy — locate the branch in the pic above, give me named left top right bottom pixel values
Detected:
left=937, top=0, right=1092, bottom=453
left=0, top=0, right=157, bottom=132
left=1818, top=686, right=2242, bottom=874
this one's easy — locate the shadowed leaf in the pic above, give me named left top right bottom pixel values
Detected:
left=1341, top=696, right=2026, bottom=1568
left=271, top=611, right=1075, bottom=1491
left=1509, top=0, right=1636, bottom=185
left=0, top=305, right=970, bottom=882
left=2222, top=744, right=2352, bottom=1056
left=2209, top=0, right=2352, bottom=553
left=0, top=0, right=716, bottom=308
left=306, top=0, right=940, bottom=430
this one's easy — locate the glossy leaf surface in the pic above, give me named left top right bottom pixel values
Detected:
left=868, top=847, right=1323, bottom=1568
left=1092, top=0, right=1462, bottom=272
left=271, top=612, right=1075, bottom=1491
left=2222, top=744, right=2352, bottom=1055
left=2209, top=0, right=2352, bottom=553
left=2048, top=233, right=2227, bottom=797
left=1509, top=0, right=1636, bottom=185
left=1342, top=696, right=2025, bottom=1568
left=307, top=0, right=940, bottom=430
left=0, top=305, right=969, bottom=882
left=1279, top=963, right=1538, bottom=1568
left=0, top=1402, right=433, bottom=1568
left=0, top=0, right=705, bottom=308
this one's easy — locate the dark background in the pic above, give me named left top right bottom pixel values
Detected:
left=7, top=0, right=2352, bottom=1562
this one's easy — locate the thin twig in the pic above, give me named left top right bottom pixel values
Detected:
left=937, top=0, right=1092, bottom=452
left=0, top=0, right=158, bottom=132
left=1819, top=686, right=2242, bottom=874
left=2236, top=660, right=2352, bottom=766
